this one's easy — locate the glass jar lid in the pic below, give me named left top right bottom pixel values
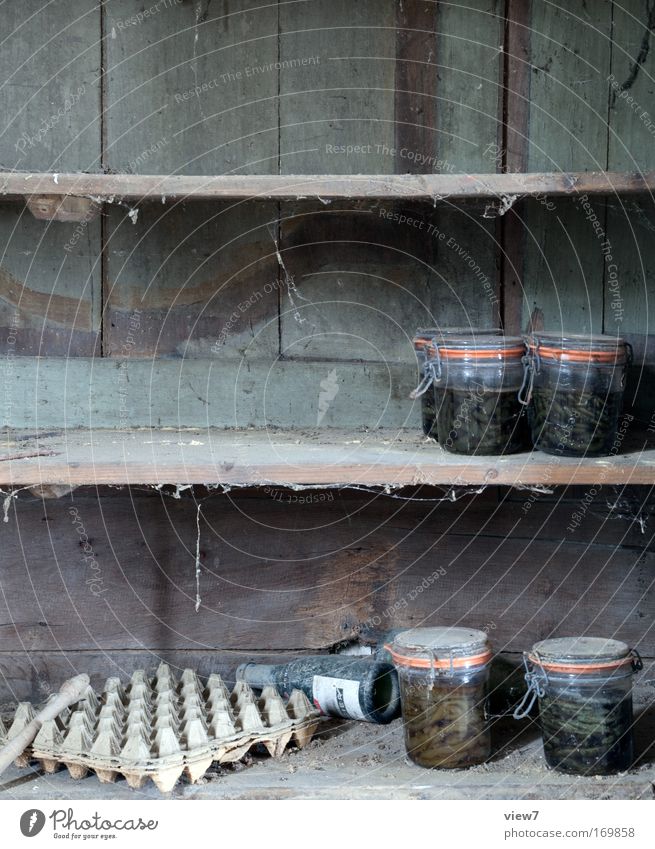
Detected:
left=413, top=327, right=501, bottom=358
left=436, top=335, right=525, bottom=362
left=529, top=636, right=633, bottom=673
left=389, top=627, right=491, bottom=669
left=526, top=332, right=627, bottom=364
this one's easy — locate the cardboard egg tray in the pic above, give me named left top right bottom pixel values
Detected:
left=0, top=664, right=320, bottom=792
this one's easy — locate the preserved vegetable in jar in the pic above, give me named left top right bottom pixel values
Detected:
left=524, top=333, right=630, bottom=457
left=514, top=636, right=642, bottom=775
left=389, top=627, right=492, bottom=768
left=411, top=328, right=501, bottom=441
left=434, top=336, right=529, bottom=454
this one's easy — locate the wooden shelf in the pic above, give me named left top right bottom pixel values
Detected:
left=3, top=704, right=654, bottom=800
left=2, top=428, right=654, bottom=487
left=1, top=170, right=654, bottom=204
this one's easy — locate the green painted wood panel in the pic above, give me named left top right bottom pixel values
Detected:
left=604, top=1, right=655, bottom=417
left=279, top=0, right=396, bottom=174
left=0, top=209, right=101, bottom=357
left=0, top=1, right=102, bottom=356
left=607, top=0, right=655, bottom=171
left=603, top=198, right=655, bottom=417
left=0, top=0, right=101, bottom=172
left=278, top=3, right=498, bottom=364
left=603, top=200, right=654, bottom=337
left=436, top=0, right=504, bottom=172
left=2, top=356, right=420, bottom=429
left=606, top=0, right=655, bottom=335
left=104, top=200, right=279, bottom=358
left=104, top=0, right=279, bottom=175
left=521, top=197, right=607, bottom=334
left=103, top=2, right=282, bottom=361
left=521, top=1, right=614, bottom=334
left=527, top=1, right=613, bottom=171
left=278, top=201, right=496, bottom=362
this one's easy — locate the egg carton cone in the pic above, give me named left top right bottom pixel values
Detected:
left=13, top=664, right=320, bottom=792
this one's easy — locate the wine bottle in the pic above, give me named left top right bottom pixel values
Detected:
left=236, top=656, right=400, bottom=724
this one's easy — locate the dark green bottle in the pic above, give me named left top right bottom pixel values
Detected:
left=236, top=656, right=400, bottom=724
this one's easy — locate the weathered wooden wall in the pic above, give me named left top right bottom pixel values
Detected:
left=0, top=2, right=654, bottom=700
left=0, top=0, right=652, bottom=423
left=503, top=0, right=655, bottom=418
left=1, top=484, right=654, bottom=703
left=0, top=1, right=102, bottom=356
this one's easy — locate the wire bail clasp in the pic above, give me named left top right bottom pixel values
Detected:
left=512, top=653, right=546, bottom=720
left=631, top=648, right=643, bottom=673
left=518, top=354, right=534, bottom=406
left=409, top=337, right=442, bottom=399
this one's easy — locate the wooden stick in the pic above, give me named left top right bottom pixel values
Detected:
left=0, top=674, right=90, bottom=776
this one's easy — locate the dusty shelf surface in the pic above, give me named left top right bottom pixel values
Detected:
left=2, top=689, right=654, bottom=801
left=1, top=171, right=654, bottom=202
left=1, top=427, right=655, bottom=487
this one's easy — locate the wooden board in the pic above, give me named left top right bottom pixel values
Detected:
left=602, top=199, right=655, bottom=417
left=607, top=0, right=655, bottom=172
left=276, top=3, right=500, bottom=363
left=520, top=1, right=614, bottom=335
left=427, top=0, right=503, bottom=329
left=0, top=208, right=101, bottom=356
left=279, top=0, right=396, bottom=174
left=500, top=0, right=532, bottom=333
left=521, top=197, right=607, bottom=334
left=103, top=201, right=279, bottom=357
left=102, top=0, right=282, bottom=360
left=0, top=357, right=419, bottom=430
left=277, top=201, right=495, bottom=362
left=527, top=0, right=613, bottom=172
left=2, top=713, right=654, bottom=799
left=394, top=1, right=438, bottom=174
left=1, top=425, right=655, bottom=486
left=0, top=488, right=652, bottom=656
left=104, top=0, right=279, bottom=176
left=0, top=1, right=102, bottom=357
left=0, top=0, right=101, bottom=172
left=435, top=0, right=504, bottom=173
left=3, top=171, right=654, bottom=200
left=604, top=1, right=655, bottom=418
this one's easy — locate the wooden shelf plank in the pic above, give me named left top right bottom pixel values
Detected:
left=2, top=428, right=654, bottom=487
left=1, top=171, right=654, bottom=203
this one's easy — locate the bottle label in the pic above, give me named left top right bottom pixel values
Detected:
left=312, top=675, right=366, bottom=720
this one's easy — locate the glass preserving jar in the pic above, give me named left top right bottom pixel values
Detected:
left=524, top=332, right=630, bottom=457
left=389, top=627, right=492, bottom=769
left=432, top=335, right=529, bottom=454
left=514, top=636, right=642, bottom=776
left=412, top=328, right=502, bottom=440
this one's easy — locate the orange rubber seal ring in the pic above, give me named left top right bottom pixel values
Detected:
left=387, top=647, right=492, bottom=670
left=528, top=653, right=633, bottom=674
left=438, top=346, right=525, bottom=360
left=528, top=344, right=623, bottom=364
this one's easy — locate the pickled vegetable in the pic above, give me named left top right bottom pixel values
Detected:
left=539, top=683, right=633, bottom=774
left=399, top=673, right=489, bottom=768
left=530, top=389, right=623, bottom=456
left=437, top=388, right=529, bottom=455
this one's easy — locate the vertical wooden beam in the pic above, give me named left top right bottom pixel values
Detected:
left=500, top=0, right=532, bottom=333
left=394, top=1, right=439, bottom=173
